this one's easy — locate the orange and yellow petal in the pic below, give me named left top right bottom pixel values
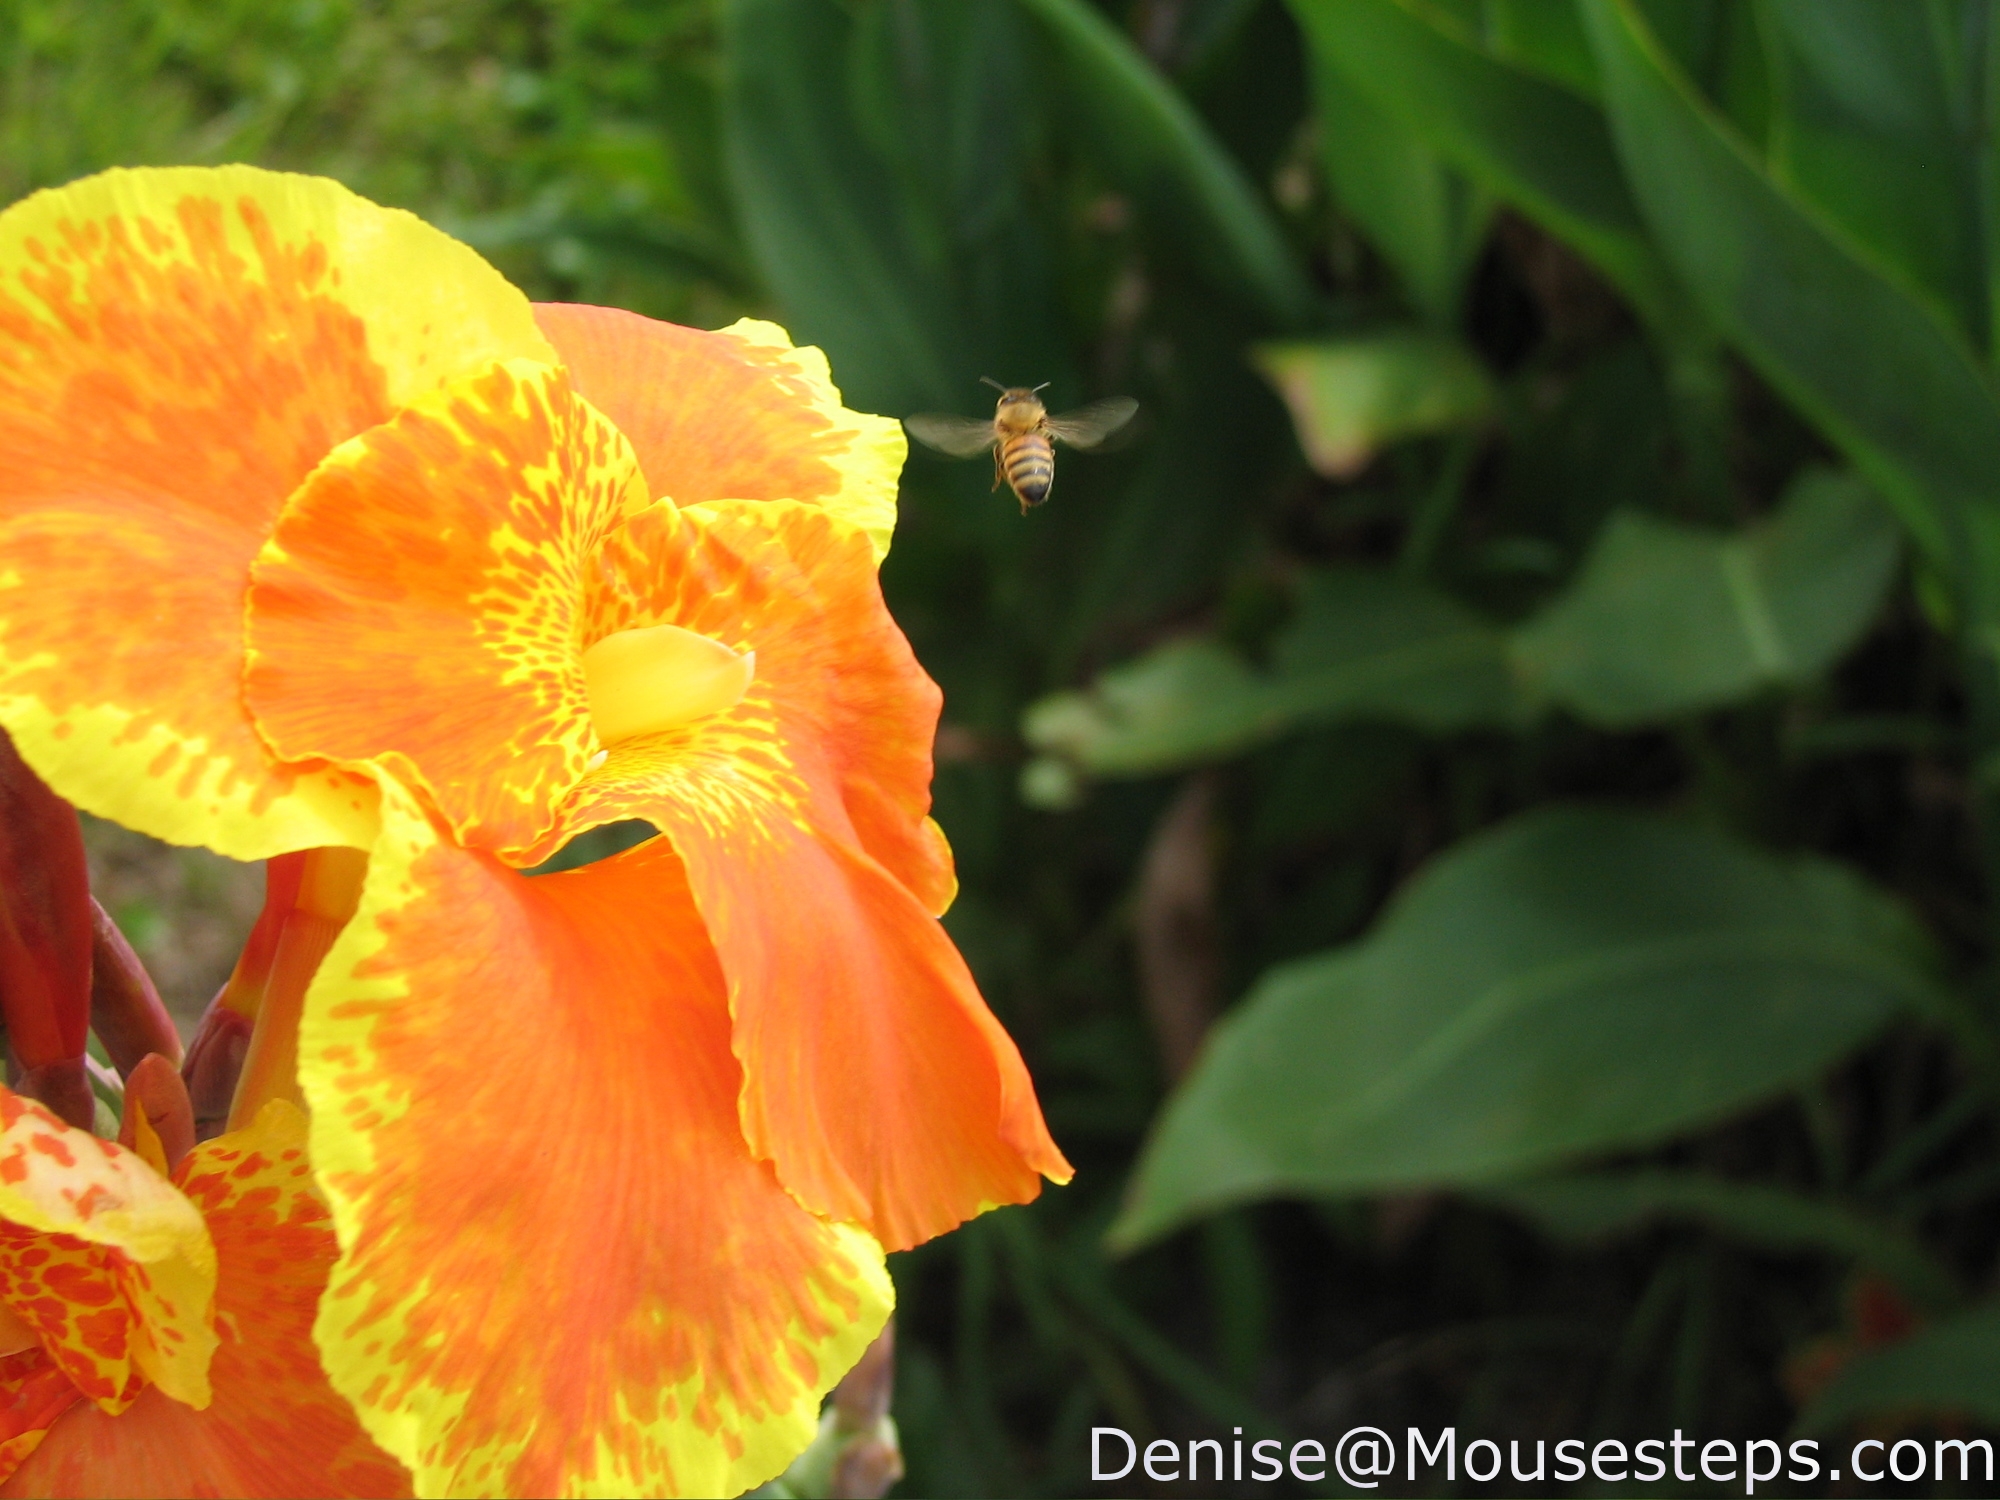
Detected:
left=563, top=500, right=958, bottom=912
left=0, top=165, right=550, bottom=860
left=246, top=359, right=648, bottom=859
left=546, top=501, right=1068, bottom=1250
left=0, top=1090, right=215, bottom=1415
left=533, top=305, right=904, bottom=560
left=0, top=1349, right=85, bottom=1486
left=298, top=778, right=891, bottom=1498
left=1, top=1101, right=412, bottom=1499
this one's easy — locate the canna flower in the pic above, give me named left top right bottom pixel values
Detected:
left=0, top=165, right=1069, bottom=1495
left=0, top=1077, right=406, bottom=1497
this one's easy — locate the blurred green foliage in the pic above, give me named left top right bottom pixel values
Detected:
left=15, top=0, right=2000, bottom=1493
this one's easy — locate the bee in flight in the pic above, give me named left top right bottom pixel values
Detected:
left=905, top=379, right=1138, bottom=512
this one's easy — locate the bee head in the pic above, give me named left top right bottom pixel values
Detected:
left=983, top=377, right=1049, bottom=425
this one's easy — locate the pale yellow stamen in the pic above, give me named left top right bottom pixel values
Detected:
left=582, top=623, right=755, bottom=745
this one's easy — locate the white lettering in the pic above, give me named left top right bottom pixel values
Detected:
left=1745, top=1439, right=1781, bottom=1494
left=1289, top=1439, right=1326, bottom=1482
left=1702, top=1439, right=1737, bottom=1482
left=1464, top=1440, right=1501, bottom=1483
left=1187, top=1438, right=1223, bottom=1483
left=1408, top=1427, right=1454, bottom=1482
left=1554, top=1439, right=1586, bottom=1482
left=1592, top=1439, right=1627, bottom=1482
left=1937, top=1438, right=1994, bottom=1483
left=1511, top=1440, right=1543, bottom=1482
left=1788, top=1439, right=1820, bottom=1482
left=1090, top=1427, right=1135, bottom=1482
left=1852, top=1439, right=1885, bottom=1482
left=1634, top=1439, right=1666, bottom=1482
left=1250, top=1439, right=1283, bottom=1481
left=1890, top=1439, right=1926, bottom=1481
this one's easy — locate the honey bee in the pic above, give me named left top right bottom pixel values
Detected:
left=905, top=379, right=1138, bottom=512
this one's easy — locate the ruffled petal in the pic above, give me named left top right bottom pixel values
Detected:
left=0, top=1090, right=215, bottom=1415
left=1, top=1101, right=412, bottom=1499
left=299, top=778, right=892, bottom=1498
left=533, top=305, right=905, bottom=560
left=0, top=165, right=551, bottom=859
left=561, top=499, right=957, bottom=911
left=246, top=359, right=647, bottom=859
left=542, top=500, right=1069, bottom=1250
left=0, top=1349, right=84, bottom=1486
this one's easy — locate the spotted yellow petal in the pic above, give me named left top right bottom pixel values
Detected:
left=246, top=358, right=647, bottom=860
left=534, top=305, right=905, bottom=560
left=2, top=1101, right=411, bottom=1498
left=0, top=165, right=552, bottom=859
left=0, top=1090, right=214, bottom=1415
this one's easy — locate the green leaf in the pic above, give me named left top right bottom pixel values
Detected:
left=1761, top=0, right=1985, bottom=343
left=1583, top=0, right=2000, bottom=600
left=1268, top=567, right=1521, bottom=729
left=1287, top=0, right=1680, bottom=325
left=1022, top=567, right=1519, bottom=776
left=1304, top=52, right=1489, bottom=323
left=1510, top=468, right=1900, bottom=727
left=1482, top=1170, right=1959, bottom=1311
left=720, top=0, right=1064, bottom=413
left=1485, top=0, right=1599, bottom=95
left=1032, top=469, right=1892, bottom=780
left=1801, top=1302, right=2000, bottom=1430
left=720, top=0, right=954, bottom=410
left=1016, top=0, right=1321, bottom=329
left=1110, top=807, right=1934, bottom=1250
left=1022, top=638, right=1279, bottom=777
left=1252, top=332, right=1494, bottom=476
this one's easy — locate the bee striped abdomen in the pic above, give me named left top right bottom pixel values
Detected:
left=1001, top=431, right=1055, bottom=508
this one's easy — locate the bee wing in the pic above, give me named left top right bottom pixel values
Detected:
left=903, top=413, right=997, bottom=458
left=1044, top=395, right=1138, bottom=450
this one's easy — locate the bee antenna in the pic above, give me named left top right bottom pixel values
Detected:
left=1032, top=381, right=1051, bottom=394
left=979, top=376, right=1007, bottom=393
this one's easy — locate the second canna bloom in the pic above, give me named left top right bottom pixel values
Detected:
left=0, top=165, right=1069, bottom=1496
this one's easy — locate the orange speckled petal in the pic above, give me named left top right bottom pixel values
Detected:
left=0, top=165, right=551, bottom=860
left=0, top=1090, right=215, bottom=1415
left=247, top=359, right=648, bottom=859
left=0, top=1349, right=83, bottom=1487
left=545, top=501, right=1069, bottom=1251
left=298, top=778, right=891, bottom=1499
left=556, top=499, right=957, bottom=912
left=533, top=305, right=905, bottom=560
left=1, top=1101, right=412, bottom=1499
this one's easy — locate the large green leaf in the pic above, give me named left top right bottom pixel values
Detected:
left=1304, top=47, right=1488, bottom=323
left=1252, top=332, right=1494, bottom=476
left=1583, top=0, right=2000, bottom=603
left=1801, top=1302, right=2000, bottom=1430
left=1110, top=807, right=1935, bottom=1249
left=721, top=0, right=1063, bottom=413
left=1288, top=0, right=1679, bottom=325
left=1511, top=468, right=1900, bottom=727
left=721, top=0, right=952, bottom=410
left=1484, top=1170, right=1959, bottom=1310
left=1027, top=469, right=1890, bottom=777
left=1270, top=567, right=1521, bottom=728
left=1017, top=0, right=1320, bottom=330
left=1484, top=0, right=1599, bottom=95
left=1761, top=0, right=1985, bottom=344
left=1022, top=567, right=1519, bottom=775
